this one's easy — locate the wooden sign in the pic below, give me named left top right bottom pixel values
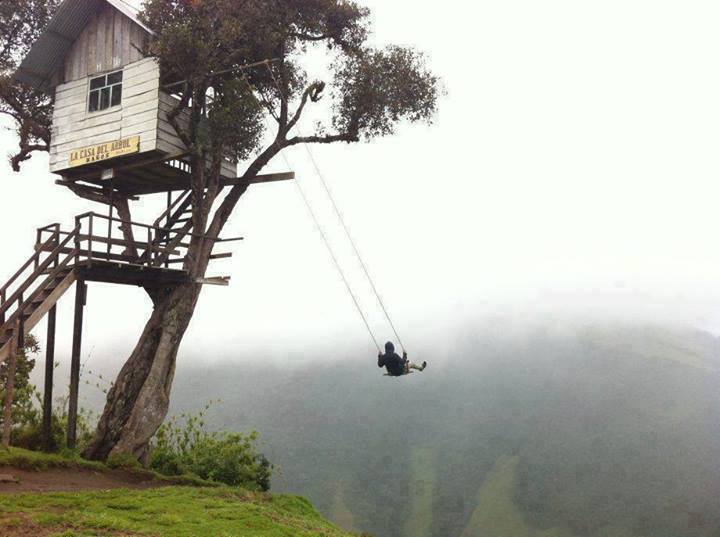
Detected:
left=69, top=136, right=140, bottom=168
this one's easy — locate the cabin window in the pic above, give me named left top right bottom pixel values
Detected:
left=88, top=70, right=123, bottom=112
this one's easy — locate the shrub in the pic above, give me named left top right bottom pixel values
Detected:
left=0, top=335, right=41, bottom=433
left=149, top=405, right=273, bottom=491
left=13, top=400, right=96, bottom=453
left=0, top=334, right=98, bottom=453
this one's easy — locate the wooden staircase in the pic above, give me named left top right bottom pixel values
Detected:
left=144, top=189, right=194, bottom=267
left=0, top=199, right=236, bottom=364
left=0, top=226, right=79, bottom=364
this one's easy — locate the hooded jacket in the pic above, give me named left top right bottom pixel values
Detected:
left=378, top=342, right=407, bottom=377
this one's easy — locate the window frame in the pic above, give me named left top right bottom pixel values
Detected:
left=87, top=69, right=124, bottom=114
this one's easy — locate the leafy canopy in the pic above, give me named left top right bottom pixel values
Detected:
left=140, top=0, right=440, bottom=162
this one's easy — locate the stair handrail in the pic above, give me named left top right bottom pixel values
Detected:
left=80, top=212, right=188, bottom=265
left=0, top=230, right=61, bottom=307
left=154, top=189, right=192, bottom=228
left=0, top=244, right=80, bottom=335
left=80, top=212, right=238, bottom=243
left=0, top=225, right=79, bottom=321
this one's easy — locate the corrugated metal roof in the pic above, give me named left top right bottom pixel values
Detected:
left=15, top=0, right=152, bottom=92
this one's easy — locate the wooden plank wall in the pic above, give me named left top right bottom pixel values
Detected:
left=50, top=57, right=160, bottom=172
left=158, top=93, right=238, bottom=179
left=63, top=3, right=146, bottom=84
left=49, top=0, right=237, bottom=178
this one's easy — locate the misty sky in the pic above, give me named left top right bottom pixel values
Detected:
left=2, top=0, right=720, bottom=375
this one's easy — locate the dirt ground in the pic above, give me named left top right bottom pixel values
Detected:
left=0, top=466, right=170, bottom=494
left=0, top=467, right=168, bottom=536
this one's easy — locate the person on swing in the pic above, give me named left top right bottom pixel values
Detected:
left=378, top=341, right=427, bottom=377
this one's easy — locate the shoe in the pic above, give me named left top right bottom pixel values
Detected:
left=421, top=361, right=427, bottom=371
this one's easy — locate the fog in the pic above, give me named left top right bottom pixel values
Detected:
left=3, top=0, right=720, bottom=377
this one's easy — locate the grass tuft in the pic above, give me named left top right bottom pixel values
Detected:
left=0, top=447, right=217, bottom=488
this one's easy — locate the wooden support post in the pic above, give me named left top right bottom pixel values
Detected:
left=42, top=305, right=57, bottom=452
left=66, top=280, right=86, bottom=450
left=2, top=320, right=23, bottom=448
left=107, top=181, right=113, bottom=262
left=165, top=191, right=171, bottom=269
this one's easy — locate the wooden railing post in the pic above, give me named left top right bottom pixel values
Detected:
left=107, top=182, right=114, bottom=263
left=165, top=191, right=172, bottom=268
left=52, top=225, right=60, bottom=269
left=34, top=229, right=41, bottom=270
left=74, top=216, right=82, bottom=265
left=88, top=214, right=94, bottom=268
left=147, top=227, right=152, bottom=267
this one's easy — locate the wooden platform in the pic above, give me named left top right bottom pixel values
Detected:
left=57, top=150, right=295, bottom=196
left=74, top=259, right=190, bottom=287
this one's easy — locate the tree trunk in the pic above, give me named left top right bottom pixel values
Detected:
left=82, top=282, right=201, bottom=461
left=82, top=149, right=257, bottom=462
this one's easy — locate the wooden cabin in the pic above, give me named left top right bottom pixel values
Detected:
left=15, top=0, right=237, bottom=195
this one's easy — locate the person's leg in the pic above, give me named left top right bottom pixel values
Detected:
left=408, top=361, right=427, bottom=372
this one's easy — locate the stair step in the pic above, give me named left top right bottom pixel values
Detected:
left=30, top=292, right=51, bottom=304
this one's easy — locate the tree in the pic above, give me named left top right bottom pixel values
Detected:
left=2, top=0, right=440, bottom=461
left=0, top=0, right=57, bottom=171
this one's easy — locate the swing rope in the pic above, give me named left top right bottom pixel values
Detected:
left=239, top=67, right=382, bottom=353
left=263, top=62, right=408, bottom=354
left=301, top=144, right=406, bottom=353
left=284, top=149, right=382, bottom=353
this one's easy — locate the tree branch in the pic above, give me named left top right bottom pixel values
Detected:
left=204, top=139, right=285, bottom=254
left=10, top=143, right=48, bottom=172
left=289, top=32, right=331, bottom=42
left=286, top=132, right=359, bottom=145
left=286, top=81, right=325, bottom=133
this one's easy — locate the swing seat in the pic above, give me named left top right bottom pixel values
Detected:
left=383, top=371, right=414, bottom=377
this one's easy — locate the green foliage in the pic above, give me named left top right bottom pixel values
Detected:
left=0, top=446, right=219, bottom=488
left=150, top=405, right=273, bottom=491
left=12, top=397, right=96, bottom=453
left=333, top=45, right=441, bottom=139
left=105, top=452, right=142, bottom=471
left=139, top=0, right=439, bottom=162
left=0, top=334, right=97, bottom=453
left=0, top=446, right=106, bottom=472
left=0, top=0, right=57, bottom=70
left=0, top=486, right=355, bottom=536
left=0, top=0, right=57, bottom=170
left=0, top=335, right=40, bottom=435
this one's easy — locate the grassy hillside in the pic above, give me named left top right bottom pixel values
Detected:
left=402, top=448, right=435, bottom=537
left=0, top=487, right=355, bottom=537
left=462, top=455, right=572, bottom=537
left=0, top=448, right=356, bottom=537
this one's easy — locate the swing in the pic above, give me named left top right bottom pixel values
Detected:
left=259, top=64, right=424, bottom=376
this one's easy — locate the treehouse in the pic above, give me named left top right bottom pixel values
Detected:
left=1, top=0, right=293, bottom=450
left=15, top=0, right=238, bottom=195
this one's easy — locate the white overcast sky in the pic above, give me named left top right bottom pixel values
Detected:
left=2, top=0, right=720, bottom=372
